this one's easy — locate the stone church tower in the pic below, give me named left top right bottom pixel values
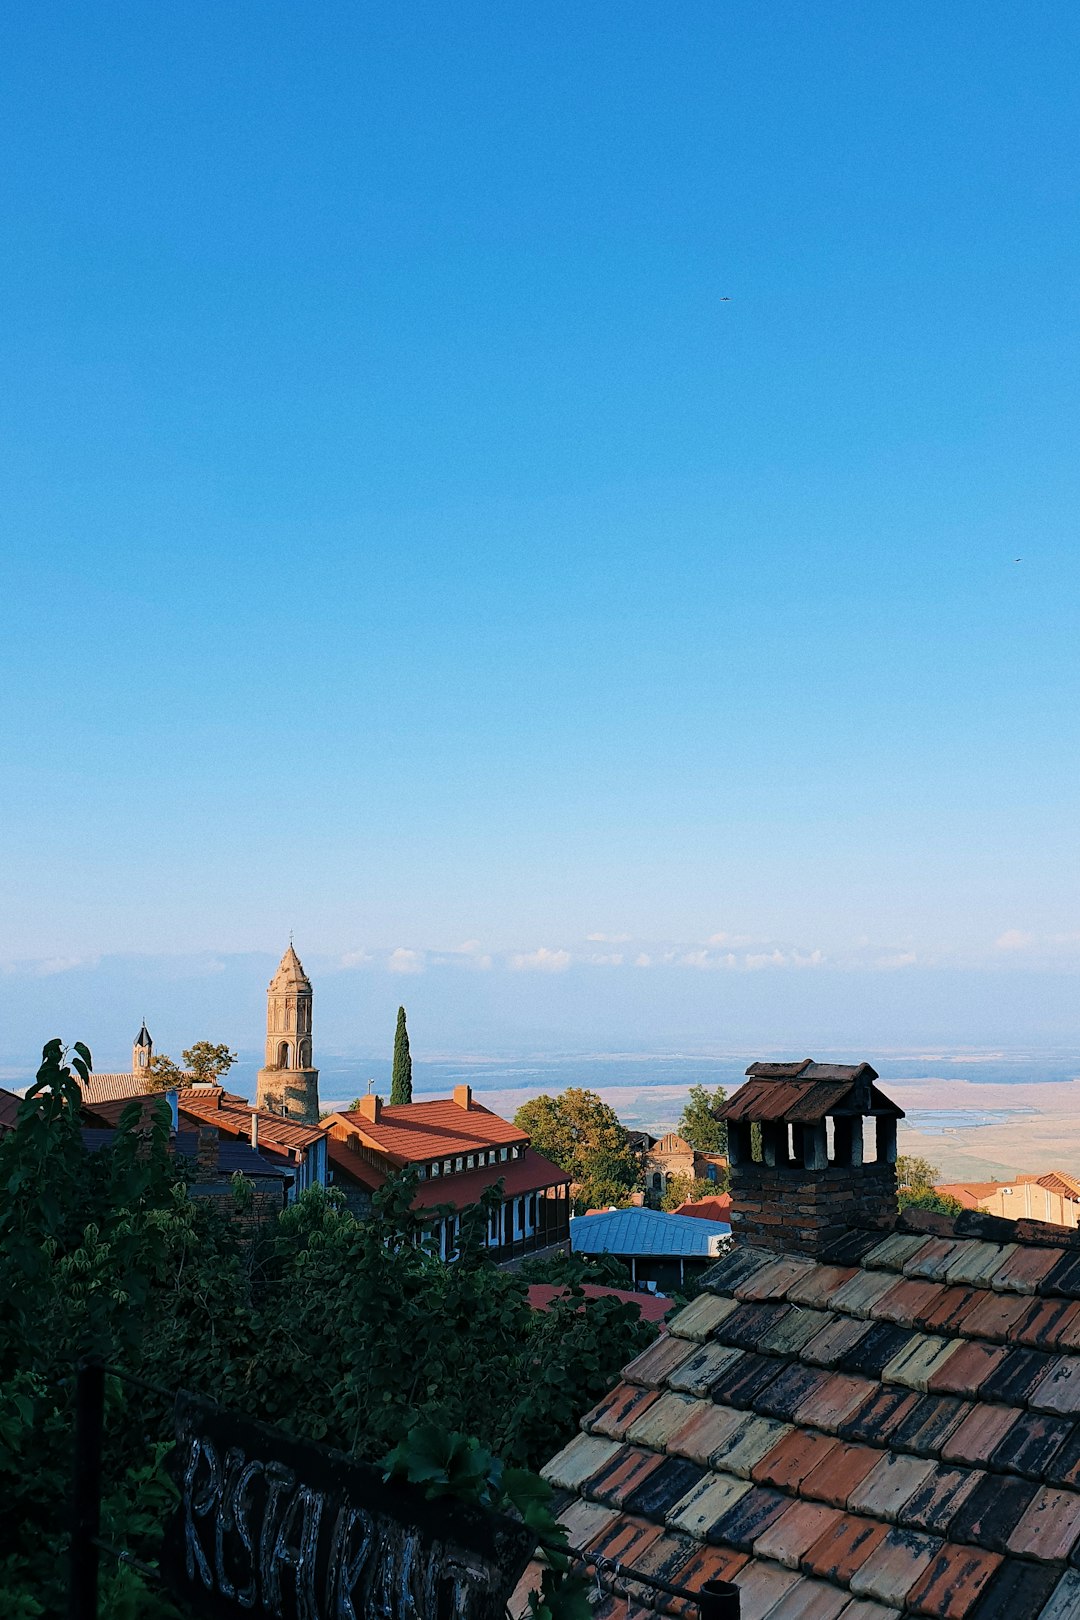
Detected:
left=132, top=1021, right=153, bottom=1077
left=255, top=945, right=320, bottom=1123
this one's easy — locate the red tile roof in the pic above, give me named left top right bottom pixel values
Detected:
left=326, top=1098, right=526, bottom=1164
left=673, top=1195, right=732, bottom=1223
left=324, top=1137, right=387, bottom=1193
left=77, top=1073, right=162, bottom=1105
left=526, top=1284, right=672, bottom=1326
left=538, top=1203, right=1080, bottom=1619
left=409, top=1147, right=568, bottom=1210
left=177, top=1088, right=324, bottom=1153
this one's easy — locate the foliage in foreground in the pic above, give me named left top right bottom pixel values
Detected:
left=1, top=1041, right=653, bottom=1616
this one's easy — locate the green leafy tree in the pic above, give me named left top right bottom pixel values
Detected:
left=661, top=1173, right=720, bottom=1212
left=145, top=1052, right=184, bottom=1091
left=514, top=1089, right=640, bottom=1212
left=896, top=1153, right=964, bottom=1215
left=677, top=1083, right=729, bottom=1154
left=391, top=1005, right=413, bottom=1104
left=1, top=1038, right=653, bottom=1615
left=182, top=1040, right=237, bottom=1083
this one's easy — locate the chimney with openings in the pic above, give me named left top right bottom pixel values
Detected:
left=720, top=1060, right=903, bottom=1257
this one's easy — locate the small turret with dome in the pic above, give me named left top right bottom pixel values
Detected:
left=255, top=943, right=320, bottom=1123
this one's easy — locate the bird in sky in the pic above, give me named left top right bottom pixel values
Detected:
left=720, top=296, right=731, bottom=301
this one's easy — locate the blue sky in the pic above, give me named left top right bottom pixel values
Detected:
left=1, top=4, right=1079, bottom=1063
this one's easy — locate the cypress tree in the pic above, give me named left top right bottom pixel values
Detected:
left=391, top=1005, right=413, bottom=1104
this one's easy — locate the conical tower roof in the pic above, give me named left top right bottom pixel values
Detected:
left=269, top=943, right=311, bottom=991
left=134, top=1021, right=152, bottom=1048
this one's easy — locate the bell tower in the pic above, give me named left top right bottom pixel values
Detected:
left=132, top=1021, right=153, bottom=1077
left=255, top=944, right=320, bottom=1123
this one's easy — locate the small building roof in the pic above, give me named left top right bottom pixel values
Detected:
left=410, top=1147, right=569, bottom=1211
left=725, top=1057, right=904, bottom=1125
left=77, top=1073, right=156, bottom=1105
left=177, top=1088, right=324, bottom=1154
left=571, top=1206, right=730, bottom=1259
left=0, top=1087, right=22, bottom=1132
left=673, top=1194, right=733, bottom=1223
left=325, top=1098, right=526, bottom=1165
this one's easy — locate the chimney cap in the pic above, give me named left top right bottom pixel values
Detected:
left=354, top=1094, right=382, bottom=1123
left=725, top=1060, right=903, bottom=1125
left=453, top=1084, right=473, bottom=1110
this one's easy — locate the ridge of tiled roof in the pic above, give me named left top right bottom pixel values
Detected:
left=327, top=1098, right=526, bottom=1163
left=538, top=1205, right=1080, bottom=1619
left=176, top=1089, right=324, bottom=1152
left=77, top=1073, right=162, bottom=1105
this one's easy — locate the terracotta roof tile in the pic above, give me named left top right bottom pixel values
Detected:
left=847, top=1528, right=942, bottom=1607
left=939, top=1404, right=1024, bottom=1469
left=834, top=1323, right=914, bottom=1380
left=1013, top=1297, right=1080, bottom=1352
left=621, top=1336, right=698, bottom=1390
left=899, top=1466, right=986, bottom=1537
left=818, top=1228, right=895, bottom=1267
left=757, top=1576, right=852, bottom=1619
left=801, top=1441, right=886, bottom=1510
left=665, top=1292, right=738, bottom=1342
left=543, top=1433, right=623, bottom=1491
left=665, top=1403, right=747, bottom=1467
left=881, top=1334, right=957, bottom=1392
left=661, top=1472, right=749, bottom=1539
left=903, top=1239, right=973, bottom=1283
left=1031, top=1358, right=1080, bottom=1417
left=622, top=1457, right=707, bottom=1520
left=947, top=1473, right=1041, bottom=1552
left=755, top=1363, right=834, bottom=1423
left=916, top=1285, right=984, bottom=1336
left=872, top=1280, right=949, bottom=1328
left=585, top=1384, right=662, bottom=1440
left=801, top=1316, right=874, bottom=1369
left=1038, top=1570, right=1080, bottom=1620
left=757, top=1307, right=834, bottom=1357
left=707, top=1352, right=784, bottom=1410
left=943, top=1243, right=1017, bottom=1289
left=755, top=1500, right=848, bottom=1569
left=965, top=1559, right=1060, bottom=1619
left=699, top=1246, right=775, bottom=1294
left=736, top=1256, right=818, bottom=1301
left=925, top=1340, right=1009, bottom=1397
left=556, top=1496, right=621, bottom=1549
left=729, top=1558, right=803, bottom=1620
left=846, top=1453, right=937, bottom=1524
left=863, top=1234, right=933, bottom=1272
left=624, top=1391, right=700, bottom=1450
left=837, top=1385, right=923, bottom=1446
left=989, top=1245, right=1065, bottom=1294
left=584, top=1509, right=665, bottom=1569
left=796, top=1373, right=878, bottom=1433
left=615, top=1526, right=698, bottom=1589
left=707, top=1484, right=791, bottom=1551
left=710, top=1414, right=793, bottom=1479
left=665, top=1341, right=742, bottom=1398
left=979, top=1346, right=1057, bottom=1406
left=586, top=1447, right=668, bottom=1509
left=833, top=1603, right=902, bottom=1620
left=904, top=1543, right=1002, bottom=1619
left=961, top=1290, right=1030, bottom=1342
left=661, top=1543, right=748, bottom=1611
left=1006, top=1485, right=1080, bottom=1561
left=787, top=1265, right=859, bottom=1309
left=1040, top=1426, right=1080, bottom=1489
left=714, top=1300, right=792, bottom=1352
left=989, top=1412, right=1074, bottom=1479
left=831, top=1269, right=902, bottom=1319
left=1036, top=1252, right=1080, bottom=1300
left=752, top=1427, right=840, bottom=1492
left=801, top=1513, right=890, bottom=1584
left=889, top=1395, right=972, bottom=1458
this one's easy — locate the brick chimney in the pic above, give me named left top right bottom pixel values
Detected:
left=721, top=1060, right=902, bottom=1257
left=355, top=1094, right=382, bottom=1123
left=196, top=1124, right=220, bottom=1182
left=453, top=1084, right=473, bottom=1110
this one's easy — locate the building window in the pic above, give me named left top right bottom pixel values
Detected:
left=466, top=1154, right=475, bottom=1170
left=431, top=1162, right=440, bottom=1177
left=455, top=1157, right=463, bottom=1172
left=500, top=1147, right=508, bottom=1162
left=652, top=1172, right=662, bottom=1191
left=417, top=1165, right=427, bottom=1179
left=443, top=1159, right=451, bottom=1175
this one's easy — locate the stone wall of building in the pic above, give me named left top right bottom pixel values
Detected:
left=729, top=1160, right=898, bottom=1256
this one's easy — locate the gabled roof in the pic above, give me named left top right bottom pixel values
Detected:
left=526, top=1284, right=672, bottom=1326
left=674, top=1195, right=733, bottom=1224
left=77, top=1073, right=157, bottom=1105
left=177, top=1088, right=324, bottom=1153
left=324, top=1138, right=388, bottom=1193
left=325, top=1099, right=526, bottom=1165
left=725, top=1058, right=903, bottom=1125
left=410, top=1147, right=569, bottom=1211
left=543, top=1204, right=1080, bottom=1618
left=571, top=1207, right=730, bottom=1259
left=0, top=1087, right=22, bottom=1131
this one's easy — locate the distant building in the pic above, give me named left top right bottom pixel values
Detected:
left=938, top=1171, right=1080, bottom=1230
left=321, top=1085, right=571, bottom=1262
left=72, top=1021, right=166, bottom=1105
left=255, top=945, right=320, bottom=1125
left=176, top=1087, right=328, bottom=1200
left=672, top=1192, right=732, bottom=1224
left=639, top=1130, right=728, bottom=1199
left=570, top=1205, right=730, bottom=1290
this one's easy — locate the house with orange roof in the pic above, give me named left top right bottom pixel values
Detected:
left=176, top=1085, right=328, bottom=1198
left=938, top=1170, right=1080, bottom=1230
left=321, top=1084, right=571, bottom=1262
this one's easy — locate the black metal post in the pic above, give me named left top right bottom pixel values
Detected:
left=68, top=1360, right=106, bottom=1620
left=698, top=1577, right=741, bottom=1619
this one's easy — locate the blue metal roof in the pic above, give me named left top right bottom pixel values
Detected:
left=570, top=1206, right=730, bottom=1258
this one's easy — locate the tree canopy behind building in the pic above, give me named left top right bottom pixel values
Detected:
left=514, top=1088, right=640, bottom=1211
left=676, top=1082, right=729, bottom=1155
